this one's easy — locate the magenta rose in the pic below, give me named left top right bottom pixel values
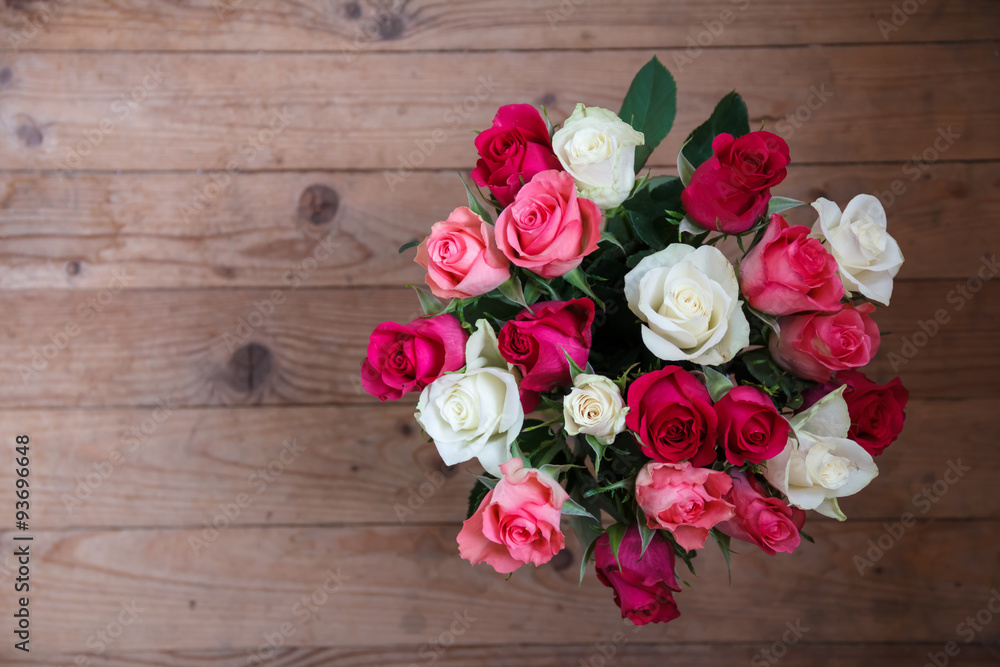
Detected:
left=681, top=131, right=790, bottom=234
left=625, top=366, right=718, bottom=466
left=770, top=302, right=881, bottom=382
left=800, top=371, right=908, bottom=456
left=715, top=386, right=792, bottom=466
left=498, top=298, right=595, bottom=392
left=415, top=206, right=510, bottom=299
left=719, top=469, right=804, bottom=555
left=739, top=214, right=844, bottom=315
left=594, top=525, right=681, bottom=625
left=494, top=170, right=602, bottom=279
left=471, top=104, right=563, bottom=207
left=457, top=457, right=569, bottom=574
left=635, top=461, right=734, bottom=551
left=360, top=314, right=467, bottom=401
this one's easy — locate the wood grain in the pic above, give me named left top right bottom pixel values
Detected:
left=0, top=398, right=993, bottom=531
left=2, top=0, right=998, bottom=52
left=0, top=45, right=996, bottom=171
left=1, top=162, right=996, bottom=290
left=0, top=521, right=996, bottom=654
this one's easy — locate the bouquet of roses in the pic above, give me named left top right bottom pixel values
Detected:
left=361, top=57, right=908, bottom=625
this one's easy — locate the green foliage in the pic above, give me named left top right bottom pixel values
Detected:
left=681, top=91, right=751, bottom=168
left=622, top=176, right=684, bottom=251
left=466, top=480, right=490, bottom=519
left=618, top=56, right=678, bottom=171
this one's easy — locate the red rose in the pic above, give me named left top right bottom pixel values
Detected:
left=471, top=104, right=563, bottom=207
left=498, top=299, right=595, bottom=392
left=800, top=371, right=908, bottom=456
left=625, top=366, right=718, bottom=466
left=739, top=214, right=844, bottom=315
left=715, top=386, right=791, bottom=466
left=770, top=302, right=881, bottom=383
left=681, top=131, right=790, bottom=234
left=360, top=314, right=468, bottom=401
left=719, top=469, right=804, bottom=556
left=594, top=525, right=680, bottom=625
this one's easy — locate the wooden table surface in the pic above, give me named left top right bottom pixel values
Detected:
left=1, top=1, right=998, bottom=665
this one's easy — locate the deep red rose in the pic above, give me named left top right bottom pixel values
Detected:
left=471, top=104, right=563, bottom=207
left=594, top=525, right=681, bottom=625
left=800, top=371, right=908, bottom=456
left=719, top=469, right=804, bottom=556
left=497, top=298, right=595, bottom=392
left=740, top=214, right=844, bottom=315
left=715, top=386, right=791, bottom=466
left=360, top=314, right=468, bottom=401
left=770, top=302, right=881, bottom=383
left=681, top=131, right=790, bottom=234
left=625, top=366, right=718, bottom=466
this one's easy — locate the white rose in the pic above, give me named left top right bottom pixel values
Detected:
left=624, top=244, right=750, bottom=365
left=563, top=374, right=629, bottom=445
left=763, top=387, right=879, bottom=521
left=552, top=104, right=644, bottom=209
left=811, top=195, right=904, bottom=305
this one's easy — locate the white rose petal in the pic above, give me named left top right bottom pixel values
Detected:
left=563, top=373, right=629, bottom=445
left=811, top=195, right=904, bottom=305
left=624, top=244, right=750, bottom=365
left=552, top=104, right=645, bottom=210
left=763, top=387, right=879, bottom=521
left=416, top=367, right=523, bottom=476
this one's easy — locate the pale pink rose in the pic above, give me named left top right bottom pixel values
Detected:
left=415, top=206, right=510, bottom=299
left=635, top=461, right=735, bottom=551
left=457, top=457, right=569, bottom=574
left=494, top=170, right=602, bottom=279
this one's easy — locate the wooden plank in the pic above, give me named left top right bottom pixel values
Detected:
left=0, top=280, right=996, bottom=408
left=0, top=521, right=996, bottom=653
left=1, top=162, right=997, bottom=290
left=0, top=399, right=994, bottom=531
left=6, top=644, right=1000, bottom=667
left=0, top=45, right=996, bottom=171
left=3, top=0, right=996, bottom=52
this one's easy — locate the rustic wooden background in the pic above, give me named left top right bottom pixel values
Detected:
left=0, top=1, right=998, bottom=665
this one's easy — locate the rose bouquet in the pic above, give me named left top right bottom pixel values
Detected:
left=361, top=57, right=908, bottom=625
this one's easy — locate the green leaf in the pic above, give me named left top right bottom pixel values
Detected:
left=561, top=348, right=587, bottom=382
left=466, top=480, right=490, bottom=519
left=497, top=274, right=530, bottom=310
left=575, top=521, right=603, bottom=585
left=562, top=497, right=599, bottom=521
left=799, top=529, right=815, bottom=544
left=766, top=196, right=805, bottom=217
left=619, top=56, right=678, bottom=172
left=475, top=475, right=498, bottom=490
left=710, top=528, right=733, bottom=584
left=606, top=523, right=627, bottom=570
left=747, top=306, right=781, bottom=337
left=407, top=285, right=445, bottom=315
left=701, top=366, right=734, bottom=401
left=458, top=172, right=494, bottom=223
left=585, top=434, right=609, bottom=476
left=623, top=176, right=684, bottom=251
left=681, top=91, right=751, bottom=169
left=599, top=231, right=627, bottom=255
left=636, top=506, right=655, bottom=559
left=677, top=145, right=696, bottom=187
left=584, top=478, right=629, bottom=498
left=562, top=267, right=605, bottom=310
left=399, top=240, right=421, bottom=254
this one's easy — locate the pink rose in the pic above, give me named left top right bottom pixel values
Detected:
left=719, top=469, right=804, bottom=556
left=494, top=170, right=602, bottom=279
left=415, top=206, right=510, bottom=299
left=471, top=104, right=563, bottom=207
left=740, top=214, right=844, bottom=315
left=770, top=302, right=881, bottom=382
left=498, top=298, right=595, bottom=392
left=360, top=314, right=467, bottom=401
left=715, top=386, right=791, bottom=466
left=635, top=461, right=735, bottom=551
left=594, top=525, right=681, bottom=625
left=457, top=457, right=569, bottom=574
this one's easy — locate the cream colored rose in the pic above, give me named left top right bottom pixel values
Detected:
left=563, top=373, right=629, bottom=445
left=552, top=104, right=644, bottom=209
left=811, top=195, right=904, bottom=305
left=763, top=387, right=879, bottom=520
left=624, top=244, right=750, bottom=365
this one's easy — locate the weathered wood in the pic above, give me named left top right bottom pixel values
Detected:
left=0, top=162, right=996, bottom=290
left=0, top=521, right=996, bottom=653
left=2, top=0, right=996, bottom=52
left=0, top=399, right=993, bottom=531
left=0, top=46, right=995, bottom=171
